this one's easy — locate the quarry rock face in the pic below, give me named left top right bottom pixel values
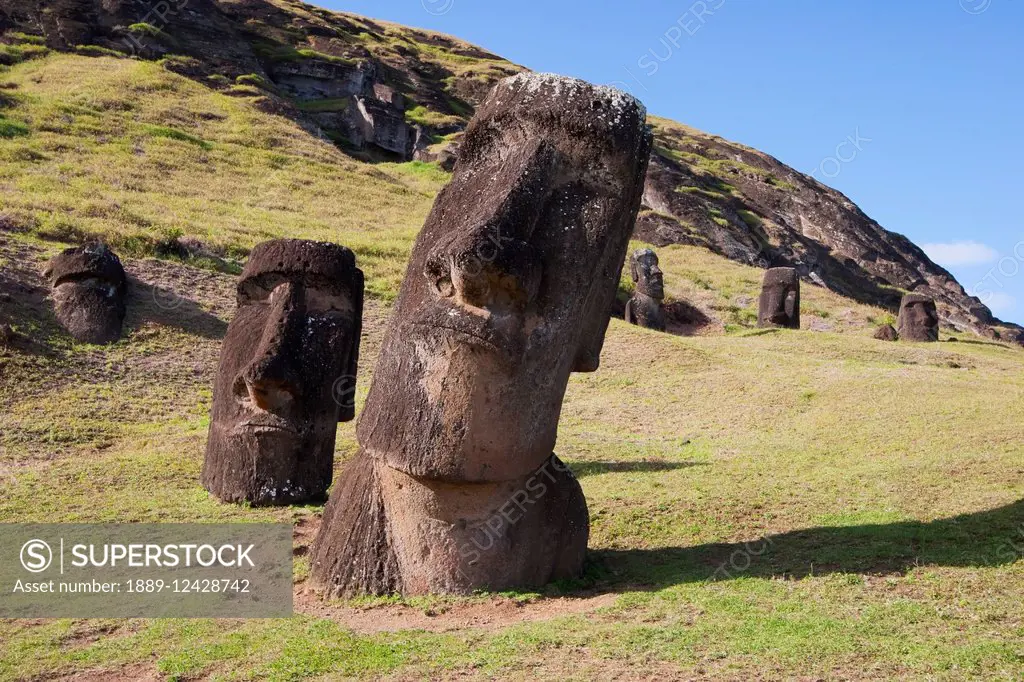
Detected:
left=625, top=248, right=666, bottom=331
left=897, top=293, right=939, bottom=342
left=202, top=239, right=363, bottom=506
left=758, top=267, right=800, bottom=329
left=874, top=324, right=899, bottom=341
left=43, top=244, right=127, bottom=345
left=311, top=73, right=652, bottom=596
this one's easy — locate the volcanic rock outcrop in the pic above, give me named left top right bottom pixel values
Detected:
left=897, top=293, right=939, bottom=342
left=311, top=73, right=652, bottom=596
left=625, top=248, right=666, bottom=332
left=43, top=244, right=127, bottom=345
left=758, top=267, right=800, bottom=329
left=202, top=239, right=363, bottom=506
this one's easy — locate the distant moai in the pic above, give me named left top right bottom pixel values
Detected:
left=874, top=324, right=899, bottom=341
left=897, top=293, right=939, bottom=342
left=202, top=239, right=364, bottom=506
left=625, top=248, right=666, bottom=331
left=311, top=73, right=652, bottom=596
left=43, top=243, right=127, bottom=344
left=758, top=267, right=800, bottom=329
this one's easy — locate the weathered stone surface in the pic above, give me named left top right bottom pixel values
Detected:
left=625, top=248, right=666, bottom=331
left=312, top=73, right=651, bottom=596
left=202, top=239, right=363, bottom=506
left=874, top=324, right=899, bottom=341
left=43, top=244, right=127, bottom=345
left=897, top=293, right=939, bottom=342
left=757, top=267, right=800, bottom=329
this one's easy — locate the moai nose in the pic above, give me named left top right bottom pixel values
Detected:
left=425, top=229, right=541, bottom=314
left=235, top=282, right=304, bottom=412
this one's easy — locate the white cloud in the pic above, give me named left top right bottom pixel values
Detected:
left=922, top=241, right=999, bottom=267
left=984, top=292, right=1016, bottom=315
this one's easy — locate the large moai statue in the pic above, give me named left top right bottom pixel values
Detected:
left=625, top=248, right=666, bottom=331
left=897, top=293, right=939, bottom=342
left=758, top=267, right=800, bottom=329
left=311, top=73, right=652, bottom=596
left=43, top=244, right=127, bottom=344
left=202, top=239, right=363, bottom=506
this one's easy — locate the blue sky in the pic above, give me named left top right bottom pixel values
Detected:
left=328, top=1, right=1024, bottom=324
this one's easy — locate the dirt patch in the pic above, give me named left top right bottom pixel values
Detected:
left=295, top=589, right=618, bottom=634
left=37, top=662, right=163, bottom=682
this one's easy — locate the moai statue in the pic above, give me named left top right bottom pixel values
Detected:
left=43, top=243, right=127, bottom=344
left=897, top=293, right=939, bottom=342
left=202, top=239, right=363, bottom=506
left=874, top=324, right=898, bottom=341
left=311, top=73, right=651, bottom=596
left=758, top=267, right=800, bottom=329
left=625, top=248, right=666, bottom=331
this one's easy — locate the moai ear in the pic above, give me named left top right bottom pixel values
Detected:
left=338, top=269, right=364, bottom=423
left=630, top=257, right=640, bottom=283
left=785, top=290, right=798, bottom=320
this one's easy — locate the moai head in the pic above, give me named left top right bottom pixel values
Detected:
left=202, top=239, right=363, bottom=505
left=758, top=267, right=800, bottom=329
left=897, top=293, right=939, bottom=342
left=874, top=324, right=899, bottom=342
left=630, top=248, right=664, bottom=300
left=356, top=73, right=651, bottom=483
left=43, top=244, right=127, bottom=345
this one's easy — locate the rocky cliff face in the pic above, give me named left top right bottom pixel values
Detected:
left=0, top=0, right=1015, bottom=338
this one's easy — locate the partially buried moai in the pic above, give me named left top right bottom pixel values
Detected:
left=43, top=243, right=127, bottom=345
left=758, top=267, right=800, bottom=329
left=625, top=248, right=666, bottom=331
left=897, top=293, right=938, bottom=342
left=311, top=73, right=652, bottom=596
left=202, top=239, right=363, bottom=506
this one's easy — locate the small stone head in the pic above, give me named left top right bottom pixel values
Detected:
left=897, top=293, right=939, bottom=342
left=630, top=248, right=664, bottom=300
left=43, top=244, right=127, bottom=345
left=202, top=239, right=364, bottom=505
left=357, top=73, right=652, bottom=483
left=758, top=267, right=800, bottom=329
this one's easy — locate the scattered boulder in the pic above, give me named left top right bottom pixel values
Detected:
left=201, top=239, right=364, bottom=506
left=897, top=293, right=939, bottom=342
left=625, top=248, right=666, bottom=331
left=874, top=324, right=898, bottom=341
left=311, top=73, right=652, bottom=596
left=43, top=243, right=127, bottom=345
left=757, top=267, right=800, bottom=329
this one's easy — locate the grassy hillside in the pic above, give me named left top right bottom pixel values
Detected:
left=1, top=44, right=1023, bottom=682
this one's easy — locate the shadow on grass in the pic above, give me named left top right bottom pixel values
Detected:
left=571, top=460, right=708, bottom=478
left=125, top=278, right=227, bottom=340
left=587, top=499, right=1024, bottom=591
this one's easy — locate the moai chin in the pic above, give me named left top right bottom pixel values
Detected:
left=897, top=293, right=939, bottom=342
left=311, top=73, right=652, bottom=596
left=625, top=248, right=666, bottom=331
left=43, top=243, right=127, bottom=345
left=202, top=239, right=364, bottom=506
left=758, top=267, right=800, bottom=329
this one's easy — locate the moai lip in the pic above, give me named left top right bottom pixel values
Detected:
left=44, top=244, right=127, bottom=345
left=897, top=293, right=939, bottom=342
left=202, top=239, right=364, bottom=506
left=625, top=248, right=666, bottom=332
left=758, top=267, right=800, bottom=329
left=312, top=73, right=652, bottom=596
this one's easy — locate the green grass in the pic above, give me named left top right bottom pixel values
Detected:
left=0, top=34, right=1023, bottom=682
